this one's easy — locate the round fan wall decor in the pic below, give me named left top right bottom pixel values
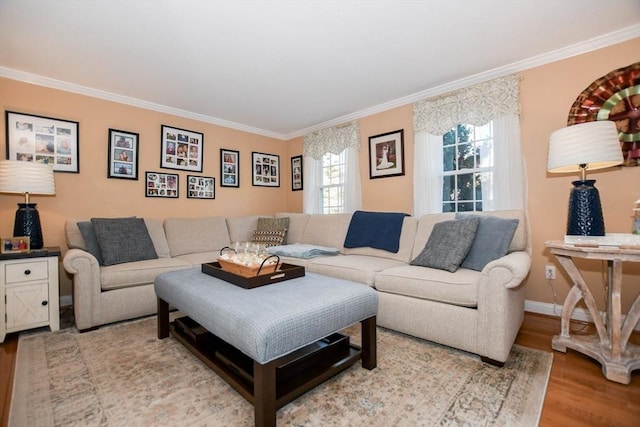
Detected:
left=567, top=62, right=640, bottom=166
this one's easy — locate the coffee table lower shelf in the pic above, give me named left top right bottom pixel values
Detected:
left=169, top=316, right=362, bottom=412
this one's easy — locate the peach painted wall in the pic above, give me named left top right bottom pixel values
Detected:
left=521, top=39, right=640, bottom=313
left=286, top=38, right=640, bottom=314
left=0, top=79, right=290, bottom=295
left=2, top=38, right=638, bottom=313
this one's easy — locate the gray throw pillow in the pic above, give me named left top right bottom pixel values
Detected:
left=91, top=217, right=158, bottom=266
left=77, top=221, right=104, bottom=265
left=456, top=213, right=519, bottom=271
left=410, top=217, right=480, bottom=272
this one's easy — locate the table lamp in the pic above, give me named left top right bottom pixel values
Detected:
left=547, top=120, right=623, bottom=236
left=0, top=160, right=56, bottom=249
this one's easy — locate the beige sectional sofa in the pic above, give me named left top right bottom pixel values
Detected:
left=63, top=210, right=530, bottom=364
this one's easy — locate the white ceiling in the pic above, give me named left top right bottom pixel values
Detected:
left=1, top=1, right=639, bottom=140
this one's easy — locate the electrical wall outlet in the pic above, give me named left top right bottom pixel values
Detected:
left=545, top=265, right=556, bottom=280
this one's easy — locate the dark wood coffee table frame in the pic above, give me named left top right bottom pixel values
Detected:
left=157, top=298, right=377, bottom=427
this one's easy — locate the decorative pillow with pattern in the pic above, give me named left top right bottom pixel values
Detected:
left=256, top=217, right=290, bottom=244
left=252, top=229, right=287, bottom=247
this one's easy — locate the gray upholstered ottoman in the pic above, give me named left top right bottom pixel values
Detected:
left=154, top=267, right=378, bottom=427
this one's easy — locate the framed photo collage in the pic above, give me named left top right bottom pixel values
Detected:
left=5, top=112, right=303, bottom=199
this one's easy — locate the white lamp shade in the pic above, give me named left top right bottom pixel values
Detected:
left=0, top=160, right=56, bottom=195
left=547, top=120, right=623, bottom=173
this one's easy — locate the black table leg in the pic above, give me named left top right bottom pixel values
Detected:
left=361, top=315, right=377, bottom=370
left=253, top=359, right=277, bottom=427
left=157, top=297, right=170, bottom=339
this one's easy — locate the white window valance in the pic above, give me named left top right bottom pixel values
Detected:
left=413, top=74, right=521, bottom=135
left=303, top=121, right=360, bottom=159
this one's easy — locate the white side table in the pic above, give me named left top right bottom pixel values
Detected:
left=545, top=241, right=640, bottom=384
left=0, top=247, right=60, bottom=343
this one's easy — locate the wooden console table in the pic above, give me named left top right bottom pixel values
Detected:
left=545, top=241, right=640, bottom=384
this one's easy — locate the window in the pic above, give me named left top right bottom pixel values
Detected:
left=320, top=151, right=346, bottom=213
left=302, top=121, right=362, bottom=214
left=442, top=121, right=494, bottom=212
left=412, top=74, right=524, bottom=217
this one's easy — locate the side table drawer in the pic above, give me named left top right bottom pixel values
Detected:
left=4, top=260, right=49, bottom=284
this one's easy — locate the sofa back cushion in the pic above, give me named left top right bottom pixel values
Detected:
left=301, top=213, right=352, bottom=250
left=164, top=217, right=230, bottom=257
left=276, top=213, right=309, bottom=243
left=343, top=216, right=418, bottom=262
left=66, top=219, right=86, bottom=250
left=144, top=218, right=171, bottom=258
left=226, top=215, right=263, bottom=243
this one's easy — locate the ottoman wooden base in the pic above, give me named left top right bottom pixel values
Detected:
left=158, top=298, right=376, bottom=427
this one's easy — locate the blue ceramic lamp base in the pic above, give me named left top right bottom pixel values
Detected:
left=566, top=180, right=605, bottom=236
left=13, top=203, right=44, bottom=249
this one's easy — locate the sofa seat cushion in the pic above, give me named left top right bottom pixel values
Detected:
left=271, top=255, right=309, bottom=268
left=101, top=257, right=192, bottom=291
left=307, top=255, right=406, bottom=287
left=174, top=251, right=221, bottom=266
left=374, top=265, right=481, bottom=308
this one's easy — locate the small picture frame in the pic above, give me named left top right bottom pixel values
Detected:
left=368, top=129, right=405, bottom=179
left=5, top=111, right=79, bottom=173
left=108, top=129, right=139, bottom=180
left=160, top=125, right=203, bottom=172
left=2, top=236, right=30, bottom=254
left=187, top=175, right=215, bottom=199
left=220, top=148, right=240, bottom=188
left=145, top=171, right=179, bottom=198
left=291, top=155, right=303, bottom=191
left=252, top=152, right=280, bottom=187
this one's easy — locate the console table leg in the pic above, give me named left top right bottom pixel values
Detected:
left=609, top=260, right=623, bottom=359
left=254, top=360, right=277, bottom=427
left=157, top=298, right=170, bottom=339
left=361, top=315, right=377, bottom=370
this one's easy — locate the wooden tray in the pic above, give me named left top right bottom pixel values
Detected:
left=202, top=262, right=305, bottom=289
left=216, top=257, right=278, bottom=277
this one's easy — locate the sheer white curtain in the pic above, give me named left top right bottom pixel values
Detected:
left=413, top=74, right=525, bottom=216
left=343, top=146, right=362, bottom=213
left=302, top=155, right=321, bottom=214
left=302, top=121, right=362, bottom=214
left=492, top=113, right=526, bottom=211
left=413, top=132, right=443, bottom=215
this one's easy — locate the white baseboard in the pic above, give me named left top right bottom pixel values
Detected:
left=60, top=294, right=73, bottom=308
left=56, top=295, right=637, bottom=331
left=525, top=299, right=640, bottom=332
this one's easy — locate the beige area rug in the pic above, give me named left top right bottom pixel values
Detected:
left=10, top=316, right=552, bottom=426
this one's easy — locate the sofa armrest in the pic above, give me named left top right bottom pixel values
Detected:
left=476, top=251, right=531, bottom=362
left=481, top=251, right=531, bottom=289
left=62, top=248, right=102, bottom=330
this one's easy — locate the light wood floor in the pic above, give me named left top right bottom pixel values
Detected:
left=1, top=312, right=639, bottom=426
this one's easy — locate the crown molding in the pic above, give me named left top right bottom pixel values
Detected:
left=2, top=24, right=638, bottom=142
left=285, top=24, right=640, bottom=140
left=0, top=67, right=287, bottom=140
